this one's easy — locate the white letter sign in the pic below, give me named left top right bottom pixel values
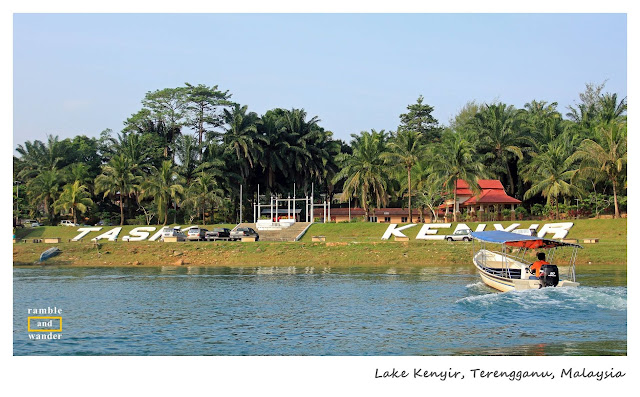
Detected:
left=91, top=227, right=122, bottom=242
left=537, top=222, right=573, bottom=239
left=381, top=224, right=417, bottom=240
left=72, top=227, right=102, bottom=241
left=415, top=223, right=452, bottom=240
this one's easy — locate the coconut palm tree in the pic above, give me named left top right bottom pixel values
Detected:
left=570, top=122, right=626, bottom=218
left=333, top=129, right=391, bottom=221
left=141, top=160, right=184, bottom=225
left=184, top=172, right=224, bottom=224
left=430, top=132, right=485, bottom=222
left=383, top=129, right=425, bottom=222
left=471, top=103, right=531, bottom=196
left=597, top=93, right=627, bottom=124
left=523, top=139, right=583, bottom=219
left=54, top=181, right=94, bottom=225
left=26, top=169, right=62, bottom=222
left=95, top=154, right=141, bottom=226
left=65, top=163, right=93, bottom=185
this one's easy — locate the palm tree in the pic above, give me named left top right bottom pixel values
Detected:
left=281, top=108, right=324, bottom=190
left=570, top=122, right=626, bottom=218
left=15, top=135, right=65, bottom=179
left=523, top=139, right=583, bottom=219
left=430, top=132, right=485, bottom=222
left=597, top=93, right=627, bottom=124
left=109, top=132, right=155, bottom=173
left=333, top=129, right=391, bottom=221
left=383, top=129, right=424, bottom=222
left=222, top=104, right=265, bottom=179
left=184, top=172, right=224, bottom=224
left=95, top=154, right=140, bottom=226
left=258, top=109, right=291, bottom=193
left=471, top=103, right=531, bottom=196
left=174, top=134, right=202, bottom=185
left=141, top=160, right=184, bottom=225
left=65, top=163, right=93, bottom=185
left=522, top=100, right=564, bottom=149
left=54, top=181, right=94, bottom=225
left=26, top=169, right=62, bottom=222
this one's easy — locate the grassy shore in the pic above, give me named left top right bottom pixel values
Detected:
left=12, top=218, right=626, bottom=268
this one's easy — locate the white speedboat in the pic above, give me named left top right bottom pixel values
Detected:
left=470, top=231, right=581, bottom=292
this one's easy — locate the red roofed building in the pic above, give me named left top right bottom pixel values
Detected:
left=442, top=179, right=521, bottom=216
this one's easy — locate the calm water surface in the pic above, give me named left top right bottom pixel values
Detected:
left=13, top=264, right=626, bottom=355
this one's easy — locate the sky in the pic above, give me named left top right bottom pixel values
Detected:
left=13, top=13, right=627, bottom=146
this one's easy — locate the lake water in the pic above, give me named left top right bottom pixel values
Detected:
left=13, top=264, right=626, bottom=356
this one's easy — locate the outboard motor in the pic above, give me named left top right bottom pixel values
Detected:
left=539, top=264, right=559, bottom=287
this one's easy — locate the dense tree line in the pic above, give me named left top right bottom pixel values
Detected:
left=13, top=81, right=626, bottom=226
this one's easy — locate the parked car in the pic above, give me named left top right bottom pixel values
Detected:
left=23, top=219, right=40, bottom=227
left=187, top=227, right=208, bottom=241
left=205, top=228, right=231, bottom=240
left=444, top=229, right=473, bottom=242
left=160, top=226, right=186, bottom=241
left=60, top=220, right=77, bottom=227
left=230, top=227, right=259, bottom=241
left=95, top=220, right=113, bottom=226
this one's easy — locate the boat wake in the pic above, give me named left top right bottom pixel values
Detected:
left=456, top=286, right=626, bottom=312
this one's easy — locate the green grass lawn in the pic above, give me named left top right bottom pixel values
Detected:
left=300, top=218, right=626, bottom=242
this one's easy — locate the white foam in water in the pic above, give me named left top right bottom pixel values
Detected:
left=457, top=285, right=626, bottom=312
left=554, top=286, right=627, bottom=311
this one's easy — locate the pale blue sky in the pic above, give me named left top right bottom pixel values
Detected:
left=13, top=13, right=627, bottom=145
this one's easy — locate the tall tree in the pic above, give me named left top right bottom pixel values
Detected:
left=15, top=135, right=66, bottom=179
left=399, top=95, right=441, bottom=142
left=333, top=129, right=391, bottom=221
left=257, top=109, right=290, bottom=193
left=26, top=169, right=62, bottom=222
left=95, top=155, right=141, bottom=226
left=430, top=131, right=485, bottom=222
left=65, top=163, right=93, bottom=188
left=281, top=108, right=337, bottom=195
left=471, top=103, right=531, bottom=196
left=184, top=172, right=224, bottom=225
left=571, top=122, right=626, bottom=218
left=173, top=134, right=202, bottom=185
left=184, top=83, right=233, bottom=144
left=413, top=162, right=446, bottom=222
left=222, top=104, right=265, bottom=179
left=597, top=93, right=627, bottom=124
left=383, top=129, right=425, bottom=222
left=523, top=140, right=582, bottom=219
left=124, top=87, right=188, bottom=159
left=141, top=160, right=184, bottom=225
left=54, top=181, right=94, bottom=225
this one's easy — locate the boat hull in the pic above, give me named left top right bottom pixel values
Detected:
left=39, top=247, right=61, bottom=262
left=473, top=250, right=579, bottom=292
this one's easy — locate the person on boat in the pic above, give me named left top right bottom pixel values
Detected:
left=530, top=252, right=549, bottom=278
